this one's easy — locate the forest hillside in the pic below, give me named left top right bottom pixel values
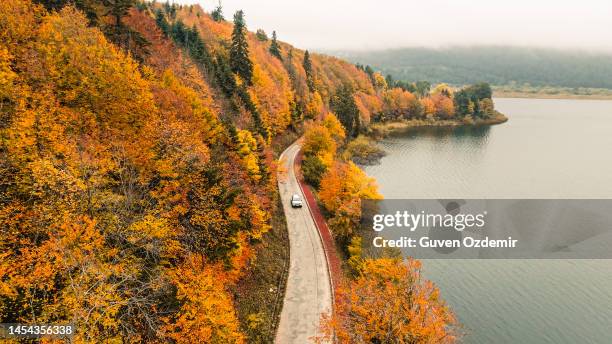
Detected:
left=1, top=1, right=482, bottom=342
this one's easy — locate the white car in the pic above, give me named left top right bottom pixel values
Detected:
left=291, top=194, right=303, bottom=208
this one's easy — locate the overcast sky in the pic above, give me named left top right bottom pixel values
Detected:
left=177, top=0, right=612, bottom=52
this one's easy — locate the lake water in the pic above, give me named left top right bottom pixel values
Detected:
left=362, top=98, right=612, bottom=343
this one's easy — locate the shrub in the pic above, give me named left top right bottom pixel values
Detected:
left=302, top=154, right=327, bottom=188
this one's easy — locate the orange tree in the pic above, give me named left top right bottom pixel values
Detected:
left=318, top=258, right=458, bottom=344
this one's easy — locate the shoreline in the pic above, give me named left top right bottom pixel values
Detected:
left=493, top=92, right=612, bottom=101
left=368, top=113, right=508, bottom=137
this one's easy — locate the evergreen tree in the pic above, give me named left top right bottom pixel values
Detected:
left=269, top=31, right=282, bottom=59
left=211, top=1, right=224, bottom=21
left=303, top=50, right=312, bottom=74
left=364, top=65, right=374, bottom=80
left=303, top=50, right=315, bottom=92
left=188, top=25, right=212, bottom=70
left=255, top=29, right=268, bottom=41
left=453, top=90, right=470, bottom=117
left=237, top=85, right=268, bottom=138
left=155, top=9, right=169, bottom=36
left=331, top=84, right=360, bottom=138
left=101, top=0, right=150, bottom=60
left=230, top=10, right=253, bottom=85
left=467, top=82, right=492, bottom=100
left=285, top=48, right=297, bottom=82
left=35, top=0, right=69, bottom=10
left=170, top=20, right=187, bottom=45
left=302, top=155, right=327, bottom=188
left=214, top=54, right=237, bottom=97
left=103, top=0, right=135, bottom=29
left=415, top=80, right=431, bottom=98
left=385, top=74, right=395, bottom=88
left=165, top=1, right=177, bottom=19
left=35, top=0, right=98, bottom=24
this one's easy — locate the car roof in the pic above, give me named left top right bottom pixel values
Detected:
left=292, top=194, right=301, bottom=199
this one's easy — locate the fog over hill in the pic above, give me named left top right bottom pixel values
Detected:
left=330, top=46, right=612, bottom=89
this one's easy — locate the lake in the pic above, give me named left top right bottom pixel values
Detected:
left=362, top=98, right=612, bottom=343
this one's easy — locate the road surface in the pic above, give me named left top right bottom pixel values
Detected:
left=275, top=143, right=332, bottom=344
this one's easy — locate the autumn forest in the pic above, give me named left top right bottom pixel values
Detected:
left=0, top=1, right=503, bottom=342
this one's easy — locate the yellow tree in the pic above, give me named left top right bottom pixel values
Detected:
left=372, top=71, right=387, bottom=90
left=304, top=91, right=324, bottom=119
left=318, top=161, right=381, bottom=240
left=302, top=122, right=337, bottom=167
left=319, top=161, right=380, bottom=214
left=432, top=83, right=453, bottom=97
left=322, top=112, right=346, bottom=145
left=236, top=129, right=261, bottom=181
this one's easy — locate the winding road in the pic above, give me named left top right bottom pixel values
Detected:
left=275, top=143, right=332, bottom=344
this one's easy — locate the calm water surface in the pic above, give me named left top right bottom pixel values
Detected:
left=362, top=98, right=612, bottom=344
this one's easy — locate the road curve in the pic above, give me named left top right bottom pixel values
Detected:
left=275, top=143, right=332, bottom=344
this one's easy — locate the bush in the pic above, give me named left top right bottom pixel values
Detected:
left=302, top=155, right=327, bottom=188
left=342, top=135, right=385, bottom=165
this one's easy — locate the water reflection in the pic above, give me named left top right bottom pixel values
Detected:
left=388, top=124, right=491, bottom=141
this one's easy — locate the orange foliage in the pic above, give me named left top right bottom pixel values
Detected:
left=318, top=258, right=458, bottom=344
left=310, top=52, right=375, bottom=100
left=0, top=2, right=269, bottom=340
left=163, top=257, right=245, bottom=343
left=432, top=94, right=455, bottom=119
left=0, top=1, right=459, bottom=340
left=250, top=62, right=292, bottom=135
left=421, top=97, right=436, bottom=116
left=354, top=91, right=383, bottom=124
left=383, top=88, right=418, bottom=114
left=319, top=161, right=381, bottom=215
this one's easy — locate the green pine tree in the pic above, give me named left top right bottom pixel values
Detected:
left=35, top=0, right=99, bottom=23
left=269, top=31, right=282, bottom=59
left=331, top=84, right=361, bottom=138
left=214, top=54, right=237, bottom=97
left=303, top=50, right=315, bottom=92
left=103, top=0, right=134, bottom=29
left=155, top=9, right=169, bottom=36
left=255, top=29, right=268, bottom=41
left=211, top=1, right=224, bottom=21
left=230, top=10, right=253, bottom=85
left=285, top=48, right=297, bottom=82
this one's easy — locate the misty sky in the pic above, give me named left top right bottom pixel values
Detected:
left=177, top=0, right=612, bottom=52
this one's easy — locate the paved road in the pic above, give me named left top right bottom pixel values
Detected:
left=275, top=143, right=332, bottom=344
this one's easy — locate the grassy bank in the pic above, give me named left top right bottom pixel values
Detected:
left=231, top=194, right=290, bottom=343
left=493, top=86, right=612, bottom=100
left=368, top=112, right=508, bottom=137
left=494, top=91, right=612, bottom=100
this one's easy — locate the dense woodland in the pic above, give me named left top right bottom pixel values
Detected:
left=0, top=1, right=471, bottom=342
left=338, top=46, right=612, bottom=90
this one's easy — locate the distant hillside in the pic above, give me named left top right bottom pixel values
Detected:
left=333, top=46, right=612, bottom=89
